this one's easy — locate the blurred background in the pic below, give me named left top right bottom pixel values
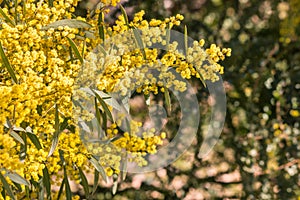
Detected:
left=75, top=0, right=300, bottom=199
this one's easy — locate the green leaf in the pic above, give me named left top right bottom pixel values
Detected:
left=92, top=89, right=121, bottom=110
left=166, top=25, right=171, bottom=51
left=12, top=126, right=25, bottom=132
left=5, top=171, right=29, bottom=186
left=84, top=30, right=96, bottom=39
left=0, top=171, right=15, bottom=200
left=63, top=167, right=72, bottom=200
left=98, top=12, right=105, bottom=42
left=20, top=132, right=27, bottom=160
left=198, top=73, right=207, bottom=88
left=42, top=167, right=51, bottom=199
left=38, top=178, right=44, bottom=200
left=5, top=172, right=29, bottom=186
left=121, top=95, right=130, bottom=113
left=48, top=104, right=60, bottom=157
left=48, top=0, right=53, bottom=7
left=133, top=29, right=146, bottom=60
left=0, top=8, right=15, bottom=26
left=92, top=89, right=113, bottom=122
left=67, top=37, right=84, bottom=64
left=26, top=132, right=42, bottom=150
left=95, top=97, right=105, bottom=139
left=112, top=180, right=118, bottom=195
left=92, top=170, right=99, bottom=195
left=0, top=42, right=18, bottom=84
left=120, top=5, right=129, bottom=27
left=124, top=117, right=131, bottom=134
left=97, top=45, right=107, bottom=56
left=25, top=185, right=30, bottom=199
left=9, top=130, right=24, bottom=145
left=57, top=179, right=65, bottom=200
left=41, top=19, right=92, bottom=30
left=89, top=156, right=108, bottom=183
left=68, top=46, right=74, bottom=63
left=164, top=86, right=171, bottom=114
left=81, top=40, right=86, bottom=61
left=120, top=154, right=127, bottom=181
left=78, top=167, right=89, bottom=198
left=184, top=25, right=188, bottom=56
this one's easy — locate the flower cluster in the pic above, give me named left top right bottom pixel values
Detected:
left=0, top=0, right=230, bottom=198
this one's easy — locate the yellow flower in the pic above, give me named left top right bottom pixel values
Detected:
left=290, top=109, right=300, bottom=117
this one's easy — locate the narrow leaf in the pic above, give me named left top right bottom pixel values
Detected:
left=184, top=25, right=188, bottom=56
left=98, top=12, right=105, bottom=42
left=48, top=104, right=60, bottom=157
left=20, top=132, right=27, bottom=160
left=0, top=8, right=15, bottom=26
left=120, top=5, right=129, bottom=27
left=81, top=40, right=86, bottom=61
left=0, top=171, right=15, bottom=200
left=164, top=86, right=171, bottom=114
left=124, top=117, right=131, bottom=134
left=78, top=167, right=89, bottom=198
left=81, top=88, right=120, bottom=110
left=92, top=89, right=113, bottom=121
left=92, top=170, right=99, bottom=195
left=10, top=131, right=24, bottom=145
left=100, top=110, right=107, bottom=132
left=25, top=185, right=30, bottom=199
left=42, top=167, right=51, bottom=199
left=5, top=172, right=29, bottom=186
left=38, top=178, right=44, bottom=200
left=57, top=179, right=65, bottom=200
left=97, top=45, right=107, bottom=56
left=120, top=154, right=127, bottom=181
left=121, top=95, right=130, bottom=113
left=112, top=180, right=118, bottom=195
left=41, top=19, right=92, bottom=30
left=166, top=24, right=170, bottom=51
left=199, top=73, right=207, bottom=88
left=0, top=43, right=18, bottom=84
left=68, top=46, right=74, bottom=63
left=59, top=150, right=65, bottom=166
left=26, top=132, right=42, bottom=150
left=93, top=89, right=120, bottom=110
left=133, top=29, right=146, bottom=60
left=64, top=167, right=72, bottom=200
left=95, top=97, right=105, bottom=138
left=12, top=126, right=25, bottom=132
left=67, top=37, right=84, bottom=64
left=89, top=156, right=108, bottom=183
left=84, top=30, right=96, bottom=39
